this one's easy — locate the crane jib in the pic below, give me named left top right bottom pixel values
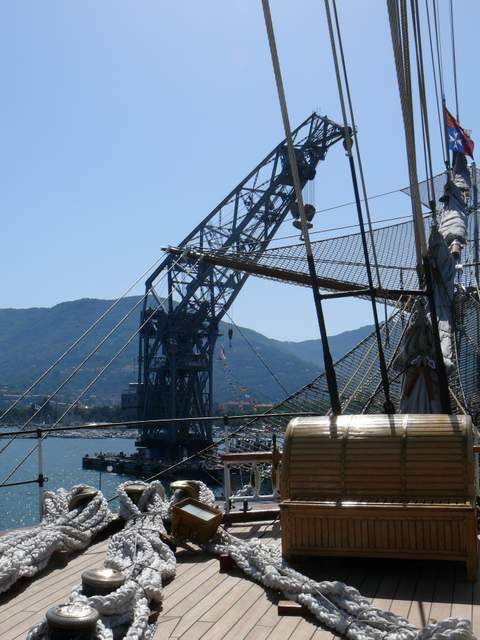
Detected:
left=123, top=113, right=347, bottom=463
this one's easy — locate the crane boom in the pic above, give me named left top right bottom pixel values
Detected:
left=122, top=113, right=346, bottom=461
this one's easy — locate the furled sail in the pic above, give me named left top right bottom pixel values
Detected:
left=395, top=156, right=469, bottom=413
left=393, top=301, right=442, bottom=413
left=439, top=152, right=471, bottom=253
left=429, top=225, right=455, bottom=373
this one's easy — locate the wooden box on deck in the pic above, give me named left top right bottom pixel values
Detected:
left=279, top=414, right=478, bottom=580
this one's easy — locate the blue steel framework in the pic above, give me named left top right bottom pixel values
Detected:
left=124, top=113, right=346, bottom=461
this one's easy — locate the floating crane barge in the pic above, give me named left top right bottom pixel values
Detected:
left=83, top=112, right=348, bottom=476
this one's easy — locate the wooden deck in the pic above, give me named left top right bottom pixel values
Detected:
left=1, top=520, right=480, bottom=639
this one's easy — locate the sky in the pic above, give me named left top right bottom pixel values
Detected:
left=0, top=1, right=478, bottom=342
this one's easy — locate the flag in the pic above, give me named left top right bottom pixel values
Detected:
left=445, top=108, right=474, bottom=158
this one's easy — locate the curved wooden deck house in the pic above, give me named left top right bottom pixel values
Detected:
left=280, top=414, right=479, bottom=581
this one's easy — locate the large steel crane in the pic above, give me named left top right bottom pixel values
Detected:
left=122, top=113, right=347, bottom=462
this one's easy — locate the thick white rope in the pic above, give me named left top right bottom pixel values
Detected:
left=0, top=485, right=112, bottom=595
left=27, top=480, right=179, bottom=640
left=23, top=480, right=473, bottom=639
left=207, top=527, right=474, bottom=640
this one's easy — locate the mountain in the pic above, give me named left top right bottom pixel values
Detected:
left=0, top=297, right=372, bottom=406
left=273, top=325, right=374, bottom=369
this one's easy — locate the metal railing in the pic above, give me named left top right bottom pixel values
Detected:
left=0, top=411, right=316, bottom=523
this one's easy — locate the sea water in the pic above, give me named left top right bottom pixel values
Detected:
left=0, top=437, right=137, bottom=531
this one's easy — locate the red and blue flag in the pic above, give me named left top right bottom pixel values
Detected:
left=445, top=108, right=474, bottom=158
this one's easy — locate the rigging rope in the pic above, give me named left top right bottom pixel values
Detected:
left=323, top=0, right=394, bottom=412
left=209, top=526, right=474, bottom=639
left=410, top=0, right=436, bottom=211
left=178, top=254, right=290, bottom=401
left=330, top=0, right=390, bottom=344
left=0, top=291, right=149, bottom=456
left=386, top=0, right=427, bottom=266
left=431, top=0, right=451, bottom=170
left=15, top=478, right=474, bottom=639
left=100, top=311, right=408, bottom=506
left=0, top=255, right=163, bottom=426
left=0, top=255, right=180, bottom=460
left=222, top=308, right=290, bottom=398
left=261, top=0, right=341, bottom=414
left=449, top=0, right=460, bottom=122
left=0, top=256, right=191, bottom=487
left=26, top=481, right=181, bottom=640
left=432, top=0, right=445, bottom=103
left=214, top=213, right=416, bottom=249
left=425, top=0, right=447, bottom=165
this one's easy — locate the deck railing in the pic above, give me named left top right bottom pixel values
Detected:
left=0, top=411, right=314, bottom=522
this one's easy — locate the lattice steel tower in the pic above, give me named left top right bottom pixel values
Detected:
left=123, top=113, right=346, bottom=461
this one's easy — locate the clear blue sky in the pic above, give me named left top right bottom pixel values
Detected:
left=1, top=1, right=477, bottom=341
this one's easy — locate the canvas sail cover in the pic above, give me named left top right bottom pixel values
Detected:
left=396, top=159, right=464, bottom=412
left=393, top=301, right=442, bottom=413
left=429, top=226, right=455, bottom=374
left=438, top=152, right=471, bottom=249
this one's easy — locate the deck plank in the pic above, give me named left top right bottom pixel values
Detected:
left=1, top=519, right=479, bottom=640
left=0, top=539, right=108, bottom=608
left=266, top=616, right=301, bottom=639
left=153, top=616, right=181, bottom=638
left=389, top=571, right=420, bottom=620
left=450, top=566, right=473, bottom=624
left=199, top=578, right=256, bottom=623
left=0, top=553, right=98, bottom=617
left=165, top=573, right=232, bottom=637
left=407, top=565, right=437, bottom=628
left=472, top=562, right=480, bottom=635
left=175, top=620, right=213, bottom=640
left=289, top=618, right=319, bottom=640
left=256, top=600, right=280, bottom=628
left=428, top=566, right=454, bottom=625
left=371, top=573, right=400, bottom=613
left=310, top=628, right=334, bottom=640
left=221, top=588, right=277, bottom=640
left=161, top=560, right=219, bottom=614
left=2, top=553, right=103, bottom=618
left=200, top=583, right=266, bottom=640
left=244, top=625, right=274, bottom=640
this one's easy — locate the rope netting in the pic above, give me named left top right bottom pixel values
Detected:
left=185, top=210, right=480, bottom=300
left=400, top=171, right=448, bottom=208
left=455, top=290, right=480, bottom=421
left=200, top=309, right=410, bottom=469
left=200, top=291, right=473, bottom=471
left=187, top=216, right=429, bottom=295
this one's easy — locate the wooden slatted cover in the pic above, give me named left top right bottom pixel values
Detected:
left=280, top=414, right=475, bottom=503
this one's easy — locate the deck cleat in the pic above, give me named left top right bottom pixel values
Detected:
left=123, top=482, right=146, bottom=506
left=46, top=603, right=99, bottom=639
left=68, top=488, right=98, bottom=511
left=81, top=568, right=125, bottom=596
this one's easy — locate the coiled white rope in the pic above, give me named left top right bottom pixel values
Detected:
left=207, top=527, right=474, bottom=640
left=24, top=480, right=474, bottom=639
left=27, top=480, right=178, bottom=640
left=0, top=485, right=112, bottom=595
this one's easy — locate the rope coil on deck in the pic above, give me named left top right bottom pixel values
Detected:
left=0, top=485, right=112, bottom=596
left=26, top=480, right=216, bottom=640
left=208, top=527, right=474, bottom=639
left=10, top=479, right=474, bottom=639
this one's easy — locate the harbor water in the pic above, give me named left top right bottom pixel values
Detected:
left=0, top=437, right=138, bottom=531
